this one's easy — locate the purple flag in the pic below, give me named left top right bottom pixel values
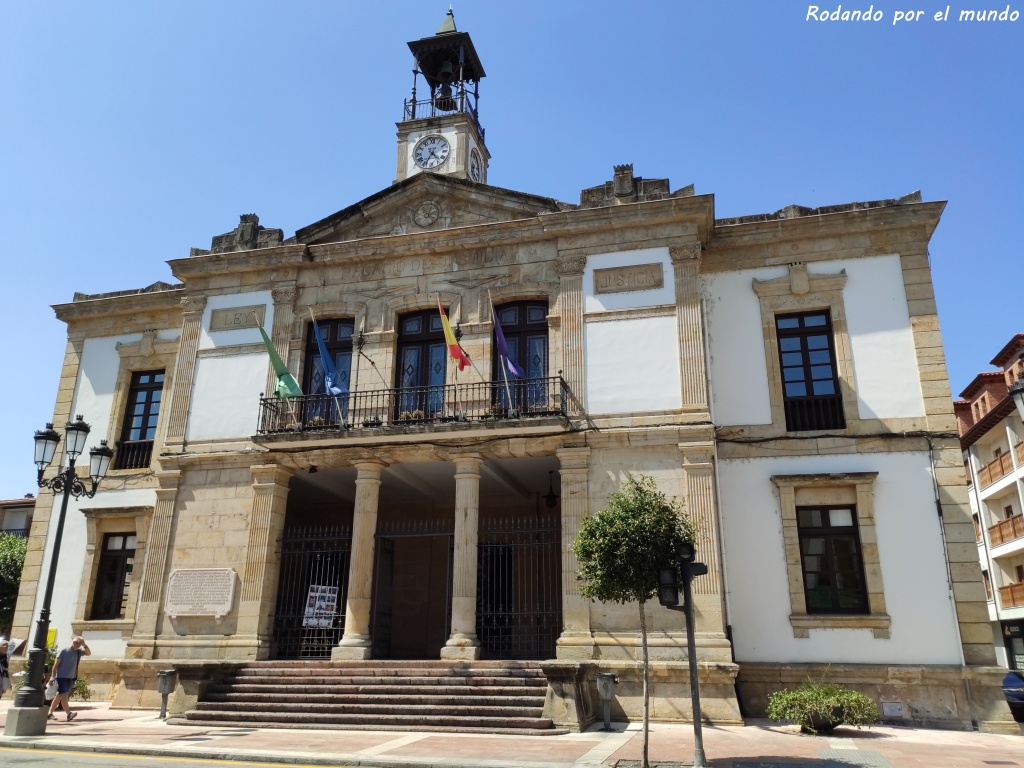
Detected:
left=492, top=304, right=525, bottom=378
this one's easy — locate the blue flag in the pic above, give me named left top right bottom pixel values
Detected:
left=312, top=317, right=347, bottom=395
left=492, top=304, right=525, bottom=378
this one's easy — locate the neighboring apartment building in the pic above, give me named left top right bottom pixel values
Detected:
left=0, top=496, right=34, bottom=537
left=957, top=333, right=1024, bottom=671
left=11, top=13, right=1013, bottom=732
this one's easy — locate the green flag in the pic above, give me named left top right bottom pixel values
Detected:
left=258, top=323, right=303, bottom=398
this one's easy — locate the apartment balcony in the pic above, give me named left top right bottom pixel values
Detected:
left=113, top=439, right=154, bottom=470
left=255, top=376, right=572, bottom=448
left=999, top=582, right=1024, bottom=609
left=990, top=515, right=1024, bottom=547
left=977, top=442, right=1024, bottom=488
left=0, top=528, right=29, bottom=538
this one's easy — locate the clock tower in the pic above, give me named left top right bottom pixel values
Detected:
left=395, top=10, right=490, bottom=184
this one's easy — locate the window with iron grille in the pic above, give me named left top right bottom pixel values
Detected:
left=797, top=506, right=868, bottom=614
left=775, top=311, right=844, bottom=431
left=91, top=532, right=136, bottom=620
left=115, top=370, right=164, bottom=469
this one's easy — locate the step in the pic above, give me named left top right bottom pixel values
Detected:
left=242, top=659, right=544, bottom=669
left=217, top=675, right=546, bottom=688
left=232, top=666, right=547, bottom=679
left=181, top=709, right=555, bottom=730
left=213, top=683, right=544, bottom=697
left=166, top=717, right=567, bottom=736
left=203, top=692, right=546, bottom=707
left=195, top=702, right=545, bottom=718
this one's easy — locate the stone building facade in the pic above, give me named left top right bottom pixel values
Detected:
left=11, top=14, right=1013, bottom=732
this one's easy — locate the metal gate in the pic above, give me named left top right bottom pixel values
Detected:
left=272, top=524, right=351, bottom=660
left=477, top=510, right=561, bottom=660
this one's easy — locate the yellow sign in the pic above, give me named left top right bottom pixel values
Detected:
left=46, top=628, right=57, bottom=648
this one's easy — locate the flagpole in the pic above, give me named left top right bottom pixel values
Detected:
left=488, top=292, right=515, bottom=414
left=252, top=309, right=299, bottom=427
left=310, top=307, right=347, bottom=426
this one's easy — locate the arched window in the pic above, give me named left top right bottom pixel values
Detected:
left=395, top=309, right=447, bottom=418
left=303, top=318, right=354, bottom=395
left=493, top=301, right=548, bottom=413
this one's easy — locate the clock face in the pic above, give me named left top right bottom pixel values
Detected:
left=468, top=148, right=483, bottom=182
left=413, top=135, right=450, bottom=170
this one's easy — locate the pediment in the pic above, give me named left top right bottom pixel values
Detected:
left=295, top=174, right=571, bottom=246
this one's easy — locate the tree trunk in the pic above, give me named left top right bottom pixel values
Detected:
left=640, top=599, right=649, bottom=768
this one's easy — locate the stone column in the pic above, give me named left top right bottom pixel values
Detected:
left=126, top=470, right=182, bottom=660
left=265, top=286, right=297, bottom=397
left=556, top=255, right=586, bottom=416
left=164, top=295, right=207, bottom=451
left=669, top=243, right=708, bottom=409
left=335, top=459, right=387, bottom=660
left=442, top=454, right=483, bottom=660
left=237, top=464, right=294, bottom=658
left=555, top=446, right=595, bottom=659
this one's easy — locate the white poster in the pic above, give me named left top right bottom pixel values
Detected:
left=302, top=584, right=339, bottom=628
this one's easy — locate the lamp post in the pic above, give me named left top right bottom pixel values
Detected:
left=10, top=416, right=111, bottom=717
left=658, top=542, right=710, bottom=768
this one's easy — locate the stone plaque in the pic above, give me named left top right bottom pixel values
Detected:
left=593, top=263, right=664, bottom=295
left=209, top=305, right=265, bottom=332
left=165, top=568, right=237, bottom=619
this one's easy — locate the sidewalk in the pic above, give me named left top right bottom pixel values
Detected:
left=1, top=699, right=1022, bottom=768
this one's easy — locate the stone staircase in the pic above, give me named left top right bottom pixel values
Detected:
left=171, top=660, right=563, bottom=734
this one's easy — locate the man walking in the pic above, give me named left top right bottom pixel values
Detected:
left=48, top=636, right=89, bottom=721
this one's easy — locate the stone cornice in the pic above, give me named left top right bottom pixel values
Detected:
left=53, top=285, right=185, bottom=322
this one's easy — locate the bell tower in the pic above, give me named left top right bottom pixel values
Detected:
left=395, top=10, right=489, bottom=184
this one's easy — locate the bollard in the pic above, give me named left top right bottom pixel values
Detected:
left=595, top=672, right=618, bottom=732
left=157, top=669, right=177, bottom=719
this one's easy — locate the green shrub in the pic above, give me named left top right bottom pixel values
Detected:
left=0, top=532, right=27, bottom=636
left=766, top=679, right=879, bottom=733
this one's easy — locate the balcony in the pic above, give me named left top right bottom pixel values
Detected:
left=0, top=528, right=29, bottom=538
left=990, top=515, right=1024, bottom=547
left=114, top=439, right=154, bottom=470
left=256, top=377, right=570, bottom=445
left=999, top=582, right=1024, bottom=609
left=978, top=445, right=1021, bottom=488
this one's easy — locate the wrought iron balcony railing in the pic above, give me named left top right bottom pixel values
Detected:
left=257, top=376, right=568, bottom=436
left=783, top=394, right=845, bottom=432
left=0, top=528, right=29, bottom=538
left=403, top=91, right=484, bottom=141
left=114, top=439, right=154, bottom=470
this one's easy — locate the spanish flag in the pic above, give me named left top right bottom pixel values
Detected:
left=438, top=299, right=471, bottom=372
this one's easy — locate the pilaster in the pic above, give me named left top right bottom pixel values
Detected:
left=556, top=255, right=586, bottom=415
left=669, top=243, right=708, bottom=409
left=164, top=295, right=206, bottom=451
left=335, top=459, right=387, bottom=659
left=267, top=286, right=297, bottom=397
left=125, top=470, right=182, bottom=659
left=442, top=454, right=483, bottom=659
left=556, top=446, right=595, bottom=659
left=236, top=464, right=294, bottom=656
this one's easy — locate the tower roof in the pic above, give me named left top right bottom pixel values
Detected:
left=407, top=12, right=485, bottom=87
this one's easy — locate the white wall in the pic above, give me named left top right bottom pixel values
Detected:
left=583, top=248, right=681, bottom=414
left=813, top=255, right=924, bottom=420
left=704, top=254, right=925, bottom=427
left=187, top=353, right=268, bottom=441
left=73, top=334, right=139, bottom=444
left=33, top=487, right=156, bottom=659
left=718, top=451, right=963, bottom=664
left=586, top=316, right=682, bottom=414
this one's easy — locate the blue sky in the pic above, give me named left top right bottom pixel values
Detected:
left=0, top=1, right=1021, bottom=496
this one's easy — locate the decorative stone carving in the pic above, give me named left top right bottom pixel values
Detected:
left=669, top=242, right=702, bottom=262
left=180, top=296, right=208, bottom=314
left=165, top=568, right=237, bottom=620
left=271, top=287, right=296, bottom=305
left=555, top=255, right=587, bottom=276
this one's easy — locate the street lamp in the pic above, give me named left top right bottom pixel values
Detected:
left=11, top=416, right=111, bottom=718
left=658, top=542, right=710, bottom=768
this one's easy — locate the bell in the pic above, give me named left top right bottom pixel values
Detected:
left=436, top=60, right=455, bottom=83
left=433, top=83, right=455, bottom=112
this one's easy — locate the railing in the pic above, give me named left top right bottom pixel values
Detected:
left=403, top=90, right=484, bottom=141
left=989, top=515, right=1024, bottom=547
left=978, top=449, right=1016, bottom=488
left=114, top=439, right=153, bottom=470
left=783, top=395, right=845, bottom=432
left=1016, top=440, right=1024, bottom=468
left=999, top=582, right=1024, bottom=609
left=257, top=376, right=569, bottom=436
left=0, top=528, right=29, bottom=538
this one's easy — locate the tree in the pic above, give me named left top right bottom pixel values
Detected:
left=0, top=532, right=28, bottom=636
left=573, top=474, right=696, bottom=768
